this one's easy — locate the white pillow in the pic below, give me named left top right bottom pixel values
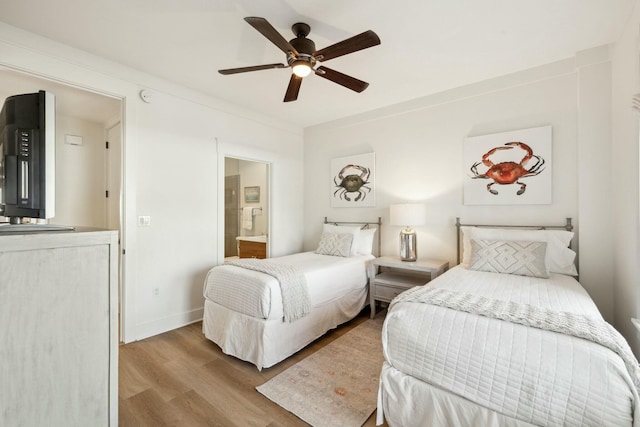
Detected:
left=545, top=231, right=578, bottom=276
left=356, top=228, right=376, bottom=255
left=461, top=226, right=578, bottom=276
left=315, top=232, right=353, bottom=257
left=323, top=224, right=361, bottom=256
left=469, top=239, right=549, bottom=278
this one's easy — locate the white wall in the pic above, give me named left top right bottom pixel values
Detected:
left=611, top=2, right=640, bottom=355
left=53, top=114, right=106, bottom=228
left=304, top=49, right=614, bottom=321
left=0, top=22, right=304, bottom=342
left=131, top=84, right=303, bottom=339
left=576, top=47, right=614, bottom=326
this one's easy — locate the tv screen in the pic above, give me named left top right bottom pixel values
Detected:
left=0, top=90, right=55, bottom=224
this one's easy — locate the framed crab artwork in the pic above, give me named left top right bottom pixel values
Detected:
left=463, top=126, right=552, bottom=205
left=331, top=152, right=376, bottom=207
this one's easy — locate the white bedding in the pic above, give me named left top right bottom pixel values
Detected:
left=202, top=251, right=374, bottom=369
left=379, top=266, right=638, bottom=426
left=204, top=252, right=373, bottom=319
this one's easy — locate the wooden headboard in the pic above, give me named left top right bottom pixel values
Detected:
left=455, top=217, right=574, bottom=265
left=324, top=217, right=383, bottom=256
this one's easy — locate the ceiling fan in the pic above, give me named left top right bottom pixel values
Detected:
left=219, top=17, right=381, bottom=102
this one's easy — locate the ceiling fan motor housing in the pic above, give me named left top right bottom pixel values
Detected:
left=288, top=35, right=316, bottom=67
left=290, top=36, right=316, bottom=55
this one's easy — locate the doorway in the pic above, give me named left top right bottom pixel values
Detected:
left=0, top=67, right=121, bottom=227
left=0, top=66, right=124, bottom=335
left=224, top=157, right=269, bottom=259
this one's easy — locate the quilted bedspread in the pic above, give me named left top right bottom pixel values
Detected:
left=382, top=266, right=639, bottom=426
left=224, top=258, right=310, bottom=322
left=203, top=251, right=373, bottom=321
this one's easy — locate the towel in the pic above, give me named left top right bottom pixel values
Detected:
left=242, top=207, right=253, bottom=230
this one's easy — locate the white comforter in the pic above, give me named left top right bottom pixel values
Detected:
left=381, top=266, right=638, bottom=426
left=204, top=251, right=373, bottom=320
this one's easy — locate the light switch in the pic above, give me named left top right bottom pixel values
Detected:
left=138, top=215, right=151, bottom=227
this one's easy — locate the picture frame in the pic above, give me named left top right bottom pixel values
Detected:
left=244, top=186, right=260, bottom=203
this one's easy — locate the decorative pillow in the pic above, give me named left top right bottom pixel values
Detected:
left=323, top=224, right=361, bottom=256
left=461, top=226, right=578, bottom=276
left=315, top=232, right=354, bottom=257
left=469, top=239, right=549, bottom=278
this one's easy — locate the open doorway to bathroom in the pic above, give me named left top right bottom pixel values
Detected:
left=224, top=157, right=269, bottom=260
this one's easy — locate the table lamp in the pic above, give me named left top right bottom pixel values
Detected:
left=390, top=203, right=426, bottom=262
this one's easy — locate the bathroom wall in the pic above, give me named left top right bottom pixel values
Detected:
left=224, top=157, right=269, bottom=238
left=239, top=160, right=268, bottom=236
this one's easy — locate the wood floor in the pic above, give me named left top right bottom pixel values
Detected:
left=119, top=309, right=388, bottom=426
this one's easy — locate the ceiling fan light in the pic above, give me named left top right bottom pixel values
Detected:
left=292, top=61, right=312, bottom=77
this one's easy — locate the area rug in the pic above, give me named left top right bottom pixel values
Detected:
left=257, top=318, right=384, bottom=426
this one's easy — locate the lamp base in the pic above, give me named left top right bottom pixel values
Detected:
left=399, top=228, right=417, bottom=262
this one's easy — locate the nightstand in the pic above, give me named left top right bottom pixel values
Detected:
left=368, top=256, right=449, bottom=318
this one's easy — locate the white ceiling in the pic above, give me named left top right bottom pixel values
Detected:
left=0, top=0, right=635, bottom=128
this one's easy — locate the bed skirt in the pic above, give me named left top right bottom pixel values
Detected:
left=378, top=362, right=536, bottom=427
left=203, top=285, right=367, bottom=370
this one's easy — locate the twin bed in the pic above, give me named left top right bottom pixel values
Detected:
left=378, top=218, right=640, bottom=426
left=203, top=216, right=640, bottom=426
left=202, top=218, right=380, bottom=370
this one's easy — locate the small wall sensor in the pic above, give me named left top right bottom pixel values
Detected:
left=64, top=134, right=83, bottom=146
left=139, top=89, right=153, bottom=103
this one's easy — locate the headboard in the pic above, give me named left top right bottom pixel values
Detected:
left=455, top=217, right=574, bottom=265
left=324, top=217, right=382, bottom=257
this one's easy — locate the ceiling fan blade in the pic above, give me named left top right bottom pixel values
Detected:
left=313, top=30, right=380, bottom=62
left=283, top=74, right=303, bottom=102
left=245, top=17, right=299, bottom=56
left=315, top=66, right=369, bottom=93
left=218, top=63, right=286, bottom=75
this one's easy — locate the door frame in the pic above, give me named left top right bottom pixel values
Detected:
left=105, top=121, right=123, bottom=340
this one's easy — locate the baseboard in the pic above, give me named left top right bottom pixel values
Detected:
left=133, top=307, right=204, bottom=341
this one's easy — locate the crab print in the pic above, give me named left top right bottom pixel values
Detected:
left=470, top=142, right=545, bottom=195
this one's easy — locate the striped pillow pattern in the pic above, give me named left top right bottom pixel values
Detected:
left=315, top=232, right=354, bottom=257
left=469, top=239, right=549, bottom=278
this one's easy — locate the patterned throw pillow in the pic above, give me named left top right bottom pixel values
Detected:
left=469, top=239, right=549, bottom=278
left=315, top=232, right=354, bottom=257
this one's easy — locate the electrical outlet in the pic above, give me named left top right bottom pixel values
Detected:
left=153, top=287, right=159, bottom=297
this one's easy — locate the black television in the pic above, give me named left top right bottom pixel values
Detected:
left=0, top=90, right=56, bottom=225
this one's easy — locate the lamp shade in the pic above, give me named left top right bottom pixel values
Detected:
left=390, top=203, right=426, bottom=227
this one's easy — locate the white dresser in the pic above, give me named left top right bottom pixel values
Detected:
left=0, top=228, right=118, bottom=426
